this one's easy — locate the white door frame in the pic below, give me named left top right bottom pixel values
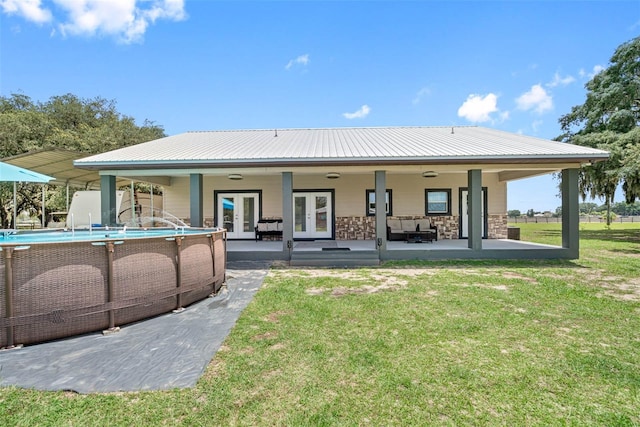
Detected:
left=293, top=190, right=334, bottom=240
left=215, top=191, right=261, bottom=239
left=459, top=187, right=488, bottom=239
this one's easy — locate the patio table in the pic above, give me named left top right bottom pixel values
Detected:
left=404, top=230, right=435, bottom=243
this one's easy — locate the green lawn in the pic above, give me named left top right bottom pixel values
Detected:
left=2, top=223, right=640, bottom=426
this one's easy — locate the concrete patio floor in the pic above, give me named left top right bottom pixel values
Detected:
left=227, top=238, right=559, bottom=252
left=225, top=238, right=565, bottom=265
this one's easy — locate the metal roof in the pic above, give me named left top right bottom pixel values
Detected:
left=74, top=126, right=609, bottom=170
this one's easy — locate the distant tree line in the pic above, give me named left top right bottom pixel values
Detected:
left=508, top=201, right=640, bottom=219
left=0, top=93, right=165, bottom=228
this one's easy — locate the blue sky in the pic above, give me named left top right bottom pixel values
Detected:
left=1, top=0, right=638, bottom=212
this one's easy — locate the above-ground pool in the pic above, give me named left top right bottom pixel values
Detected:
left=1, top=228, right=226, bottom=348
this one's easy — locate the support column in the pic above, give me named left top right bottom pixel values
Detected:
left=468, top=169, right=482, bottom=250
left=41, top=185, right=46, bottom=228
left=375, top=171, right=387, bottom=252
left=12, top=182, right=16, bottom=228
left=190, top=174, right=203, bottom=227
left=282, top=172, right=294, bottom=256
left=104, top=242, right=117, bottom=333
left=3, top=247, right=15, bottom=348
left=174, top=238, right=184, bottom=311
left=100, top=175, right=117, bottom=227
left=561, top=168, right=579, bottom=258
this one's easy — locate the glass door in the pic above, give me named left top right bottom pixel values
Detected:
left=217, top=193, right=259, bottom=239
left=460, top=189, right=486, bottom=238
left=293, top=192, right=332, bottom=239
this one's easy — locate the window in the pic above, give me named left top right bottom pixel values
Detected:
left=425, top=189, right=451, bottom=215
left=366, top=189, right=392, bottom=216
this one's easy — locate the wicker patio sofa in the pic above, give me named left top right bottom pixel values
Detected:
left=387, top=218, right=438, bottom=242
left=255, top=218, right=283, bottom=241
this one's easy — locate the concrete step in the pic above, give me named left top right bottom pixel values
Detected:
left=289, top=250, right=380, bottom=267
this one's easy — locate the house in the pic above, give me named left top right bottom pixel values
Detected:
left=74, top=126, right=609, bottom=264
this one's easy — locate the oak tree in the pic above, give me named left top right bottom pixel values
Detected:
left=558, top=36, right=640, bottom=224
left=0, top=93, right=165, bottom=228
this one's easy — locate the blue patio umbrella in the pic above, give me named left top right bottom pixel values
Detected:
left=0, top=161, right=54, bottom=228
left=0, top=161, right=54, bottom=183
left=222, top=198, right=234, bottom=210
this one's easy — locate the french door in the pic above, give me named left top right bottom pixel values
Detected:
left=293, top=191, right=332, bottom=239
left=216, top=192, right=260, bottom=239
left=460, top=188, right=487, bottom=238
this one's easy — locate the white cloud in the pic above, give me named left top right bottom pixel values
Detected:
left=515, top=84, right=553, bottom=114
left=285, top=54, right=310, bottom=70
left=589, top=65, right=605, bottom=78
left=457, top=93, right=500, bottom=123
left=343, top=104, right=370, bottom=119
left=531, top=119, right=543, bottom=133
left=579, top=65, right=605, bottom=79
left=0, top=0, right=52, bottom=23
left=412, top=87, right=431, bottom=105
left=0, top=0, right=186, bottom=43
left=547, top=72, right=575, bottom=88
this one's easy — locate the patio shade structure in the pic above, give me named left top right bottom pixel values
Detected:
left=0, top=161, right=54, bottom=229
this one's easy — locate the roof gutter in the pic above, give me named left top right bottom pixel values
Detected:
left=74, top=153, right=610, bottom=171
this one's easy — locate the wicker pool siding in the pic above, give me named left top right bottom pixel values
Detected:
left=0, top=230, right=226, bottom=348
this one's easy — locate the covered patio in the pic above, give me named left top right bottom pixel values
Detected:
left=73, top=126, right=609, bottom=266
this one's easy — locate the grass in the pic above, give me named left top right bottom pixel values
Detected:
left=2, top=223, right=640, bottom=425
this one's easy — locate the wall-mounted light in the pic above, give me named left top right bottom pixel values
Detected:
left=421, top=171, right=438, bottom=178
left=326, top=172, right=341, bottom=179
left=228, top=173, right=243, bottom=180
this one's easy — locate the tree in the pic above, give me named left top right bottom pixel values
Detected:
left=0, top=93, right=166, bottom=228
left=578, top=202, right=599, bottom=215
left=526, top=209, right=535, bottom=218
left=610, top=201, right=640, bottom=216
left=558, top=36, right=640, bottom=225
left=507, top=209, right=521, bottom=218
left=1, top=93, right=165, bottom=158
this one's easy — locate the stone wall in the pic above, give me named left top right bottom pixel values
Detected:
left=335, top=216, right=376, bottom=240
left=426, top=216, right=459, bottom=240
left=488, top=214, right=508, bottom=239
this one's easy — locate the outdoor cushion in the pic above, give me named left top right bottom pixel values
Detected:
left=267, top=222, right=279, bottom=231
left=257, top=222, right=269, bottom=232
left=387, top=219, right=402, bottom=232
left=400, top=219, right=416, bottom=231
left=415, top=219, right=431, bottom=231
